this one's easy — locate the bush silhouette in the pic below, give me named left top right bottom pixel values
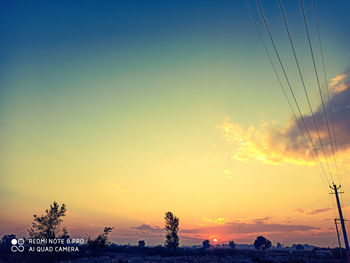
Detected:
left=229, top=240, right=236, bottom=249
left=202, top=240, right=210, bottom=249
left=164, top=211, right=179, bottom=253
left=254, top=236, right=272, bottom=250
left=138, top=240, right=145, bottom=248
left=87, top=227, right=114, bottom=249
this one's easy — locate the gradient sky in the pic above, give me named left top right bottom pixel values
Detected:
left=1, top=0, right=350, bottom=247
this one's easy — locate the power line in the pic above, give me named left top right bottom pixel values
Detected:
left=244, top=0, right=328, bottom=185
left=252, top=4, right=313, bottom=27
left=300, top=0, right=340, bottom=185
left=278, top=0, right=334, bottom=184
left=312, top=0, right=342, bottom=185
left=255, top=0, right=331, bottom=185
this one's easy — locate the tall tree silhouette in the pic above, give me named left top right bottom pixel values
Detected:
left=164, top=211, right=179, bottom=253
left=28, top=201, right=67, bottom=239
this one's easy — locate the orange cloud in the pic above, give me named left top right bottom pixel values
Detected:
left=197, top=217, right=227, bottom=227
left=217, top=118, right=315, bottom=165
left=218, top=70, right=350, bottom=168
left=214, top=218, right=226, bottom=225
left=330, top=73, right=348, bottom=94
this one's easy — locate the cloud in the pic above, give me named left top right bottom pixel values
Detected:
left=330, top=73, right=348, bottom=93
left=132, top=224, right=163, bottom=233
left=218, top=70, right=350, bottom=166
left=217, top=119, right=315, bottom=165
left=198, top=216, right=227, bottom=226
left=202, top=216, right=213, bottom=223
left=294, top=207, right=333, bottom=215
left=308, top=207, right=332, bottom=215
left=294, top=208, right=305, bottom=214
left=214, top=218, right=226, bottom=225
left=252, top=216, right=272, bottom=224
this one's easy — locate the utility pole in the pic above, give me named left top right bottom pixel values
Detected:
left=334, top=218, right=342, bottom=256
left=330, top=184, right=349, bottom=251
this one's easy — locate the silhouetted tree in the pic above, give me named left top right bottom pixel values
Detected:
left=164, top=211, right=179, bottom=253
left=229, top=240, right=236, bottom=249
left=28, top=201, right=68, bottom=239
left=87, top=227, right=114, bottom=249
left=254, top=236, right=272, bottom=251
left=202, top=239, right=210, bottom=249
left=276, top=242, right=282, bottom=249
left=138, top=240, right=145, bottom=248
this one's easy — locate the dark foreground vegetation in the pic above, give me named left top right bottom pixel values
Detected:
left=0, top=244, right=346, bottom=263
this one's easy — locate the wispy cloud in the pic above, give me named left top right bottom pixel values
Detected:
left=252, top=216, right=272, bottom=224
left=294, top=207, right=333, bottom=216
left=218, top=70, right=350, bottom=166
left=308, top=207, right=332, bottom=215
left=132, top=224, right=163, bottom=233
left=197, top=216, right=227, bottom=226
left=330, top=72, right=348, bottom=94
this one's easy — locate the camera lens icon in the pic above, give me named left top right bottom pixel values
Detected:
left=11, top=239, right=24, bottom=252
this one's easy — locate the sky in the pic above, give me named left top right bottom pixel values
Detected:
left=1, top=0, right=350, bottom=247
